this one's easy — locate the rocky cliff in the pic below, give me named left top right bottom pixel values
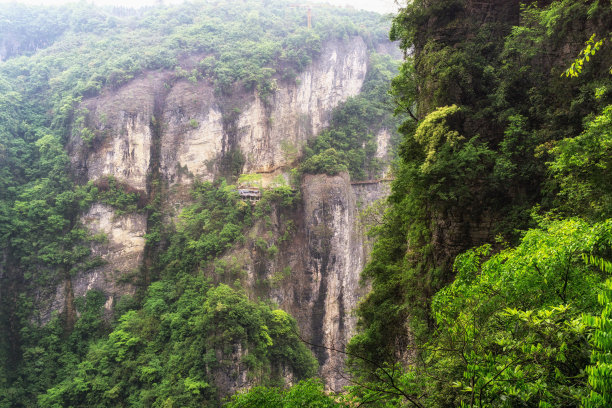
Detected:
left=69, top=37, right=368, bottom=189
left=52, top=35, right=393, bottom=390
left=299, top=173, right=367, bottom=390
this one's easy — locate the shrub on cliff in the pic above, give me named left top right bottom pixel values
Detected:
left=39, top=282, right=317, bottom=408
left=300, top=148, right=348, bottom=176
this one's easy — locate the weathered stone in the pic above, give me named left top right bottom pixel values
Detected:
left=160, top=37, right=368, bottom=184
left=59, top=36, right=395, bottom=391
left=42, top=203, right=146, bottom=322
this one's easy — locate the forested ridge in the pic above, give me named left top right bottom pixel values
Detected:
left=232, top=0, right=612, bottom=406
left=1, top=0, right=612, bottom=407
left=0, top=1, right=397, bottom=406
left=361, top=0, right=612, bottom=406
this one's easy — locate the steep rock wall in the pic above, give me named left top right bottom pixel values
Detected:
left=212, top=172, right=384, bottom=391
left=67, top=36, right=369, bottom=300
left=70, top=72, right=170, bottom=191
left=62, top=35, right=392, bottom=389
left=299, top=173, right=366, bottom=390
left=159, top=37, right=368, bottom=183
left=43, top=204, right=147, bottom=322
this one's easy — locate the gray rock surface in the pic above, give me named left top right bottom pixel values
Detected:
left=58, top=36, right=395, bottom=391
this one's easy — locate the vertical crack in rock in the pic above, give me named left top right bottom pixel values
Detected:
left=63, top=272, right=76, bottom=333
left=302, top=173, right=366, bottom=391
left=310, top=199, right=333, bottom=367
left=219, top=107, right=244, bottom=180
left=141, top=85, right=170, bottom=287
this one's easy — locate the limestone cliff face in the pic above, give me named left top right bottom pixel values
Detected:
left=62, top=35, right=393, bottom=389
left=69, top=37, right=368, bottom=187
left=43, top=204, right=147, bottom=322
left=211, top=172, right=389, bottom=391
left=70, top=72, right=168, bottom=192
left=66, top=36, right=370, bottom=301
left=159, top=37, right=368, bottom=184
left=299, top=173, right=366, bottom=390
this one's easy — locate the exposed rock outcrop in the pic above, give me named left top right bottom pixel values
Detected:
left=212, top=172, right=384, bottom=391
left=43, top=204, right=146, bottom=322
left=299, top=173, right=366, bottom=390
left=70, top=72, right=169, bottom=191
left=60, top=35, right=395, bottom=390
left=160, top=37, right=368, bottom=183
left=67, top=36, right=370, bottom=300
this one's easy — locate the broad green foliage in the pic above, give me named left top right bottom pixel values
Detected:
left=425, top=219, right=608, bottom=407
left=1, top=290, right=108, bottom=408
left=254, top=186, right=299, bottom=218
left=300, top=148, right=348, bottom=176
left=564, top=34, right=610, bottom=78
left=351, top=0, right=612, bottom=366
left=583, top=256, right=612, bottom=408
left=226, top=386, right=284, bottom=407
left=39, top=282, right=316, bottom=407
left=549, top=105, right=612, bottom=220
left=413, top=104, right=462, bottom=169
left=584, top=279, right=612, bottom=407
left=36, top=181, right=314, bottom=407
left=348, top=0, right=612, bottom=407
left=349, top=219, right=612, bottom=407
left=84, top=175, right=145, bottom=215
left=159, top=180, right=252, bottom=277
left=157, top=179, right=298, bottom=279
left=2, top=130, right=94, bottom=281
left=226, top=379, right=342, bottom=408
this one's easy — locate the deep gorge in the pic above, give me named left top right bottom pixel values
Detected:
left=0, top=1, right=401, bottom=405
left=1, top=0, right=612, bottom=407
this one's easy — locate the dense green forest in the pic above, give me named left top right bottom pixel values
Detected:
left=0, top=1, right=396, bottom=406
left=2, top=0, right=612, bottom=407
left=233, top=0, right=612, bottom=406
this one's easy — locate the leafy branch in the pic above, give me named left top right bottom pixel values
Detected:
left=563, top=34, right=609, bottom=77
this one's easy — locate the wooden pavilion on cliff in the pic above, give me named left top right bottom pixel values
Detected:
left=237, top=188, right=261, bottom=202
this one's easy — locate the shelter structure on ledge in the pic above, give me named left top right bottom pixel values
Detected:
left=237, top=188, right=261, bottom=202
